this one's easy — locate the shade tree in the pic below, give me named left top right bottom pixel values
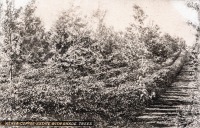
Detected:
left=1, top=0, right=22, bottom=82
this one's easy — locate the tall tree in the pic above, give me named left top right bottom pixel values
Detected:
left=21, top=0, right=44, bottom=36
left=1, top=0, right=22, bottom=82
left=20, top=0, right=49, bottom=67
left=52, top=6, right=90, bottom=60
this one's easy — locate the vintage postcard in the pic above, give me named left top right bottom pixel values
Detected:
left=0, top=0, right=199, bottom=127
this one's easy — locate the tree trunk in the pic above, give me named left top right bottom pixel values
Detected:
left=9, top=63, right=12, bottom=83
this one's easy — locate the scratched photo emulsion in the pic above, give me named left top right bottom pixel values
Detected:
left=0, top=0, right=200, bottom=127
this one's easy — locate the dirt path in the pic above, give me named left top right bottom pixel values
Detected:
left=131, top=53, right=200, bottom=128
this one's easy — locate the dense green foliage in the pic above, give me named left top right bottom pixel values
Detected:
left=0, top=0, right=187, bottom=127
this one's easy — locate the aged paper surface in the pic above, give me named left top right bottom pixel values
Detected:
left=0, top=0, right=200, bottom=127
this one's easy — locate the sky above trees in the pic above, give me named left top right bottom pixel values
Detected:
left=4, top=0, right=198, bottom=46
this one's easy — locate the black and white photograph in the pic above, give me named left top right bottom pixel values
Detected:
left=0, top=0, right=200, bottom=127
